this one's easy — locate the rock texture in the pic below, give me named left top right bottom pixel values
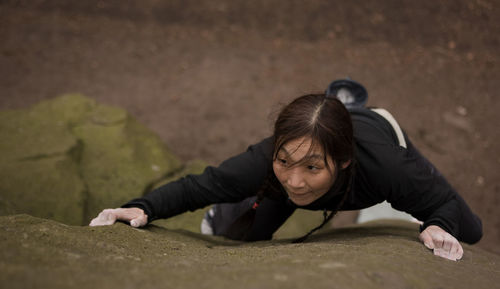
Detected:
left=0, top=95, right=183, bottom=225
left=1, top=214, right=498, bottom=289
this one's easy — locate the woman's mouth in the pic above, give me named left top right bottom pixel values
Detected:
left=287, top=190, right=309, bottom=198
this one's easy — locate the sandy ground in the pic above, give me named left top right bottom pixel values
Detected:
left=0, top=1, right=499, bottom=253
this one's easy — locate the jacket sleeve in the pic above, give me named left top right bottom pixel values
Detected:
left=351, top=109, right=482, bottom=244
left=122, top=137, right=274, bottom=222
left=371, top=138, right=483, bottom=244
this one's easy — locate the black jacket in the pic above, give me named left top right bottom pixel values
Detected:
left=124, top=108, right=483, bottom=244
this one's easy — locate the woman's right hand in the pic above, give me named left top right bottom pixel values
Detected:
left=89, top=208, right=148, bottom=227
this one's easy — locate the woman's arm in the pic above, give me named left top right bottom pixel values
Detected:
left=352, top=109, right=482, bottom=261
left=382, top=138, right=483, bottom=245
left=366, top=137, right=482, bottom=261
left=91, top=137, right=275, bottom=226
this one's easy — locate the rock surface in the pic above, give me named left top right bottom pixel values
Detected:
left=0, top=95, right=182, bottom=225
left=0, top=214, right=498, bottom=289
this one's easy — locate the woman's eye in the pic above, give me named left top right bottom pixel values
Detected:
left=277, top=158, right=288, bottom=166
left=307, top=165, right=319, bottom=171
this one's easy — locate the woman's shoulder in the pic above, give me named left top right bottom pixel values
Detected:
left=349, top=107, right=399, bottom=146
left=216, top=136, right=274, bottom=174
left=246, top=136, right=275, bottom=157
left=349, top=108, right=413, bottom=188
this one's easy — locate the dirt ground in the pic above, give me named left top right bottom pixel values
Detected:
left=0, top=1, right=499, bottom=254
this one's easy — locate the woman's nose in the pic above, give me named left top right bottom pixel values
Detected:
left=286, top=169, right=305, bottom=189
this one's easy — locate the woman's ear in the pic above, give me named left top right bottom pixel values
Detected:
left=341, top=160, right=352, bottom=169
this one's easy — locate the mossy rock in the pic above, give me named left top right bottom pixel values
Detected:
left=0, top=155, right=85, bottom=224
left=71, top=103, right=182, bottom=221
left=0, top=94, right=182, bottom=225
left=1, top=215, right=498, bottom=289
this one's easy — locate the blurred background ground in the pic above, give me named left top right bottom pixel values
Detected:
left=0, top=0, right=498, bottom=254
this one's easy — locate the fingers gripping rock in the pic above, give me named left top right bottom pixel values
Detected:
left=89, top=208, right=147, bottom=227
left=420, top=225, right=464, bottom=261
left=130, top=215, right=147, bottom=227
left=89, top=209, right=118, bottom=226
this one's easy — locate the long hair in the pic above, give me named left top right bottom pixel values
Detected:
left=273, top=94, right=353, bottom=185
left=224, top=94, right=355, bottom=241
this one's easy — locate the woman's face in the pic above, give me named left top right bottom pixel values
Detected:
left=272, top=137, right=336, bottom=206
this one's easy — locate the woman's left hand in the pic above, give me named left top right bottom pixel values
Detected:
left=419, top=225, right=463, bottom=261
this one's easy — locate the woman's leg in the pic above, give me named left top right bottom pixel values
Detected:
left=201, top=196, right=296, bottom=241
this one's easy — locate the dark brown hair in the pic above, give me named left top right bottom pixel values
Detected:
left=224, top=94, right=355, bottom=241
left=273, top=94, right=353, bottom=178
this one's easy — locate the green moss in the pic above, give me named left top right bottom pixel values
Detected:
left=0, top=155, right=85, bottom=225
left=0, top=94, right=183, bottom=225
left=0, top=108, right=80, bottom=163
left=72, top=110, right=182, bottom=222
left=0, top=95, right=93, bottom=224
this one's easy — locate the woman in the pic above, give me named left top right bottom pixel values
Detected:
left=90, top=80, right=482, bottom=261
